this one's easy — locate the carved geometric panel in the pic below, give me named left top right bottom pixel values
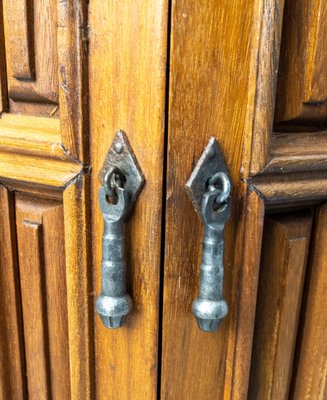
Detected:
left=3, top=0, right=59, bottom=115
left=249, top=212, right=313, bottom=399
left=274, top=0, right=327, bottom=127
left=15, top=193, right=70, bottom=399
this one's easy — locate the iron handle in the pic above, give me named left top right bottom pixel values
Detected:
left=186, top=138, right=232, bottom=332
left=96, top=131, right=144, bottom=329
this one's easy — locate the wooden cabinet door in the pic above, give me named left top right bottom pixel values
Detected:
left=0, top=1, right=93, bottom=399
left=1, top=0, right=327, bottom=399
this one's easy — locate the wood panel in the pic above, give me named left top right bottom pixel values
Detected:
left=248, top=213, right=312, bottom=399
left=292, top=203, right=327, bottom=399
left=161, top=0, right=258, bottom=396
left=63, top=175, right=93, bottom=400
left=1, top=0, right=88, bottom=161
left=275, top=0, right=327, bottom=126
left=0, top=0, right=8, bottom=113
left=89, top=1, right=168, bottom=398
left=15, top=194, right=70, bottom=399
left=0, top=186, right=26, bottom=400
left=244, top=0, right=285, bottom=176
left=225, top=188, right=265, bottom=399
left=3, top=0, right=59, bottom=107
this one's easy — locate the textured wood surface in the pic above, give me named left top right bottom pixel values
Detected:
left=0, top=186, right=26, bottom=400
left=89, top=1, right=167, bottom=398
left=3, top=0, right=59, bottom=106
left=63, top=175, right=93, bottom=400
left=225, top=188, right=265, bottom=399
left=275, top=0, right=327, bottom=125
left=292, top=204, right=327, bottom=399
left=15, top=194, right=71, bottom=399
left=161, top=0, right=257, bottom=394
left=244, top=0, right=285, bottom=176
left=249, top=213, right=312, bottom=399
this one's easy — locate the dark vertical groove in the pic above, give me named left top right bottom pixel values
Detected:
left=157, top=1, right=172, bottom=399
left=10, top=190, right=28, bottom=400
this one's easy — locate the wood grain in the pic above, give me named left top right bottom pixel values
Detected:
left=292, top=203, right=327, bottom=399
left=251, top=173, right=327, bottom=207
left=264, top=130, right=327, bottom=173
left=7, top=0, right=35, bottom=80
left=58, top=0, right=89, bottom=161
left=0, top=0, right=8, bottom=113
left=16, top=198, right=51, bottom=399
left=89, top=0, right=168, bottom=398
left=246, top=0, right=285, bottom=176
left=275, top=0, right=327, bottom=125
left=63, top=175, right=93, bottom=399
left=225, top=188, right=265, bottom=400
left=248, top=213, right=312, bottom=399
left=161, top=0, right=258, bottom=397
left=0, top=186, right=26, bottom=400
left=16, top=194, right=71, bottom=399
left=3, top=0, right=59, bottom=105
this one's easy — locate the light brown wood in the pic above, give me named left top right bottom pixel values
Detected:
left=264, top=131, right=327, bottom=174
left=275, top=0, right=327, bottom=125
left=63, top=175, right=94, bottom=400
left=248, top=213, right=312, bottom=399
left=7, top=0, right=34, bottom=80
left=0, top=0, right=7, bottom=114
left=89, top=0, right=168, bottom=398
left=0, top=186, right=26, bottom=400
left=3, top=0, right=59, bottom=105
left=161, top=0, right=261, bottom=397
left=251, top=173, right=327, bottom=207
left=58, top=0, right=89, bottom=161
left=225, top=188, right=265, bottom=399
left=15, top=194, right=72, bottom=399
left=292, top=203, right=327, bottom=399
left=244, top=0, right=285, bottom=176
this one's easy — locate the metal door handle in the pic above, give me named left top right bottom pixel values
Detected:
left=96, top=131, right=145, bottom=329
left=186, top=138, right=232, bottom=332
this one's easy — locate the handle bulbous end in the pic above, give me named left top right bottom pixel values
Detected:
left=192, top=297, right=228, bottom=332
left=96, top=293, right=132, bottom=329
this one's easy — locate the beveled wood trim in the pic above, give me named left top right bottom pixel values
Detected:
left=250, top=172, right=327, bottom=207
left=63, top=174, right=94, bottom=399
left=258, top=131, right=327, bottom=175
left=0, top=185, right=26, bottom=399
left=0, top=151, right=82, bottom=189
left=225, top=184, right=265, bottom=399
left=244, top=0, right=285, bottom=176
left=0, top=0, right=8, bottom=113
left=0, top=113, right=69, bottom=160
left=58, top=0, right=89, bottom=162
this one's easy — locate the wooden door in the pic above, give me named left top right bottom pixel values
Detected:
left=160, top=0, right=327, bottom=399
left=1, top=0, right=327, bottom=399
left=0, top=1, right=93, bottom=399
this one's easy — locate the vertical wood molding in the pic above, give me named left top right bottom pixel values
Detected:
left=0, top=0, right=8, bottom=113
left=292, top=204, right=327, bottom=399
left=8, top=0, right=35, bottom=80
left=0, top=186, right=26, bottom=400
left=248, top=214, right=313, bottom=399
left=249, top=0, right=285, bottom=175
left=3, top=0, right=59, bottom=104
left=16, top=209, right=51, bottom=399
left=58, top=0, right=89, bottom=161
left=225, top=187, right=265, bottom=400
left=63, top=175, right=93, bottom=400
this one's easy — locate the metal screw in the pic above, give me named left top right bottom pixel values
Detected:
left=114, top=142, right=124, bottom=154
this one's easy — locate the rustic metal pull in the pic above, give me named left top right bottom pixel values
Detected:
left=96, top=131, right=145, bottom=329
left=186, top=138, right=232, bottom=332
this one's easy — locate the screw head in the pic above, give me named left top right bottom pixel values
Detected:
left=114, top=142, right=124, bottom=154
